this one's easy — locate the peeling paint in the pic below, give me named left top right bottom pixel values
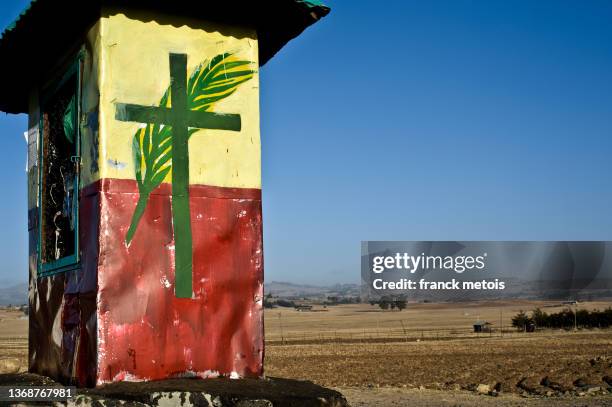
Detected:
left=160, top=275, right=171, bottom=288
left=107, top=158, right=127, bottom=170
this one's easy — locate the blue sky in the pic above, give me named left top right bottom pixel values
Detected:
left=1, top=0, right=612, bottom=285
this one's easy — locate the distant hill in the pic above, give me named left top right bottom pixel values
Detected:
left=0, top=280, right=361, bottom=305
left=0, top=283, right=28, bottom=306
left=264, top=281, right=360, bottom=298
left=3, top=277, right=607, bottom=306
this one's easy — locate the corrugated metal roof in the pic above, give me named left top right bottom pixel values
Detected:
left=0, top=1, right=35, bottom=40
left=0, top=0, right=330, bottom=114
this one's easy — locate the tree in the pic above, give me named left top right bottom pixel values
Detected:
left=263, top=293, right=276, bottom=309
left=532, top=308, right=548, bottom=328
left=520, top=307, right=612, bottom=330
left=511, top=310, right=532, bottom=331
left=276, top=299, right=296, bottom=308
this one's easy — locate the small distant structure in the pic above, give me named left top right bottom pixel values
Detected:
left=295, top=305, right=313, bottom=312
left=473, top=320, right=493, bottom=333
left=525, top=322, right=536, bottom=333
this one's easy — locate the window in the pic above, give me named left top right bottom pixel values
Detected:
left=38, top=58, right=81, bottom=276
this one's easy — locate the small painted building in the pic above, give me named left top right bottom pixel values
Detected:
left=0, top=0, right=329, bottom=386
left=473, top=320, right=493, bottom=333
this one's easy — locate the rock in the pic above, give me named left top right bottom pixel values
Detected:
left=67, top=395, right=149, bottom=407
left=0, top=373, right=350, bottom=407
left=493, top=382, right=503, bottom=392
left=235, top=400, right=273, bottom=407
left=418, top=385, right=425, bottom=391
left=517, top=377, right=539, bottom=393
left=0, top=358, right=21, bottom=374
left=476, top=384, right=490, bottom=394
left=488, top=390, right=499, bottom=397
left=590, top=356, right=608, bottom=367
left=465, top=383, right=477, bottom=391
left=586, top=386, right=601, bottom=394
left=540, top=376, right=550, bottom=387
left=545, top=391, right=554, bottom=397
left=548, top=381, right=565, bottom=392
left=573, top=378, right=588, bottom=388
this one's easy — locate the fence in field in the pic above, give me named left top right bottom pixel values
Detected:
left=0, top=337, right=28, bottom=350
left=265, top=324, right=594, bottom=345
left=0, top=329, right=600, bottom=348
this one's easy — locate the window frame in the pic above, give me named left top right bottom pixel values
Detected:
left=37, top=54, right=82, bottom=277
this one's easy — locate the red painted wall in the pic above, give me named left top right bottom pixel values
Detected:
left=91, top=179, right=263, bottom=384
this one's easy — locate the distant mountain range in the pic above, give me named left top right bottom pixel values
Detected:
left=264, top=281, right=360, bottom=298
left=0, top=280, right=356, bottom=306
left=1, top=278, right=609, bottom=306
left=0, top=282, right=28, bottom=306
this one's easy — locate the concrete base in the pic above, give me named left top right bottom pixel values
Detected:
left=0, top=373, right=349, bottom=406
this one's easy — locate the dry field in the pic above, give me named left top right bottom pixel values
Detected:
left=264, top=300, right=612, bottom=343
left=266, top=329, right=611, bottom=389
left=264, top=301, right=612, bottom=405
left=0, top=308, right=27, bottom=373
left=1, top=301, right=611, bottom=406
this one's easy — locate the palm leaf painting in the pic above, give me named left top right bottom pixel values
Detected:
left=125, top=52, right=255, bottom=245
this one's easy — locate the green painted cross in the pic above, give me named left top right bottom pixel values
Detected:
left=115, top=53, right=242, bottom=298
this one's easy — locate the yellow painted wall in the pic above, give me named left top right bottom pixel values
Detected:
left=97, top=13, right=260, bottom=189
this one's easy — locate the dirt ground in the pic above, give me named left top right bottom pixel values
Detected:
left=1, top=301, right=612, bottom=406
left=338, top=387, right=612, bottom=406
left=0, top=308, right=27, bottom=374
left=265, top=332, right=611, bottom=391
left=264, top=301, right=612, bottom=405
